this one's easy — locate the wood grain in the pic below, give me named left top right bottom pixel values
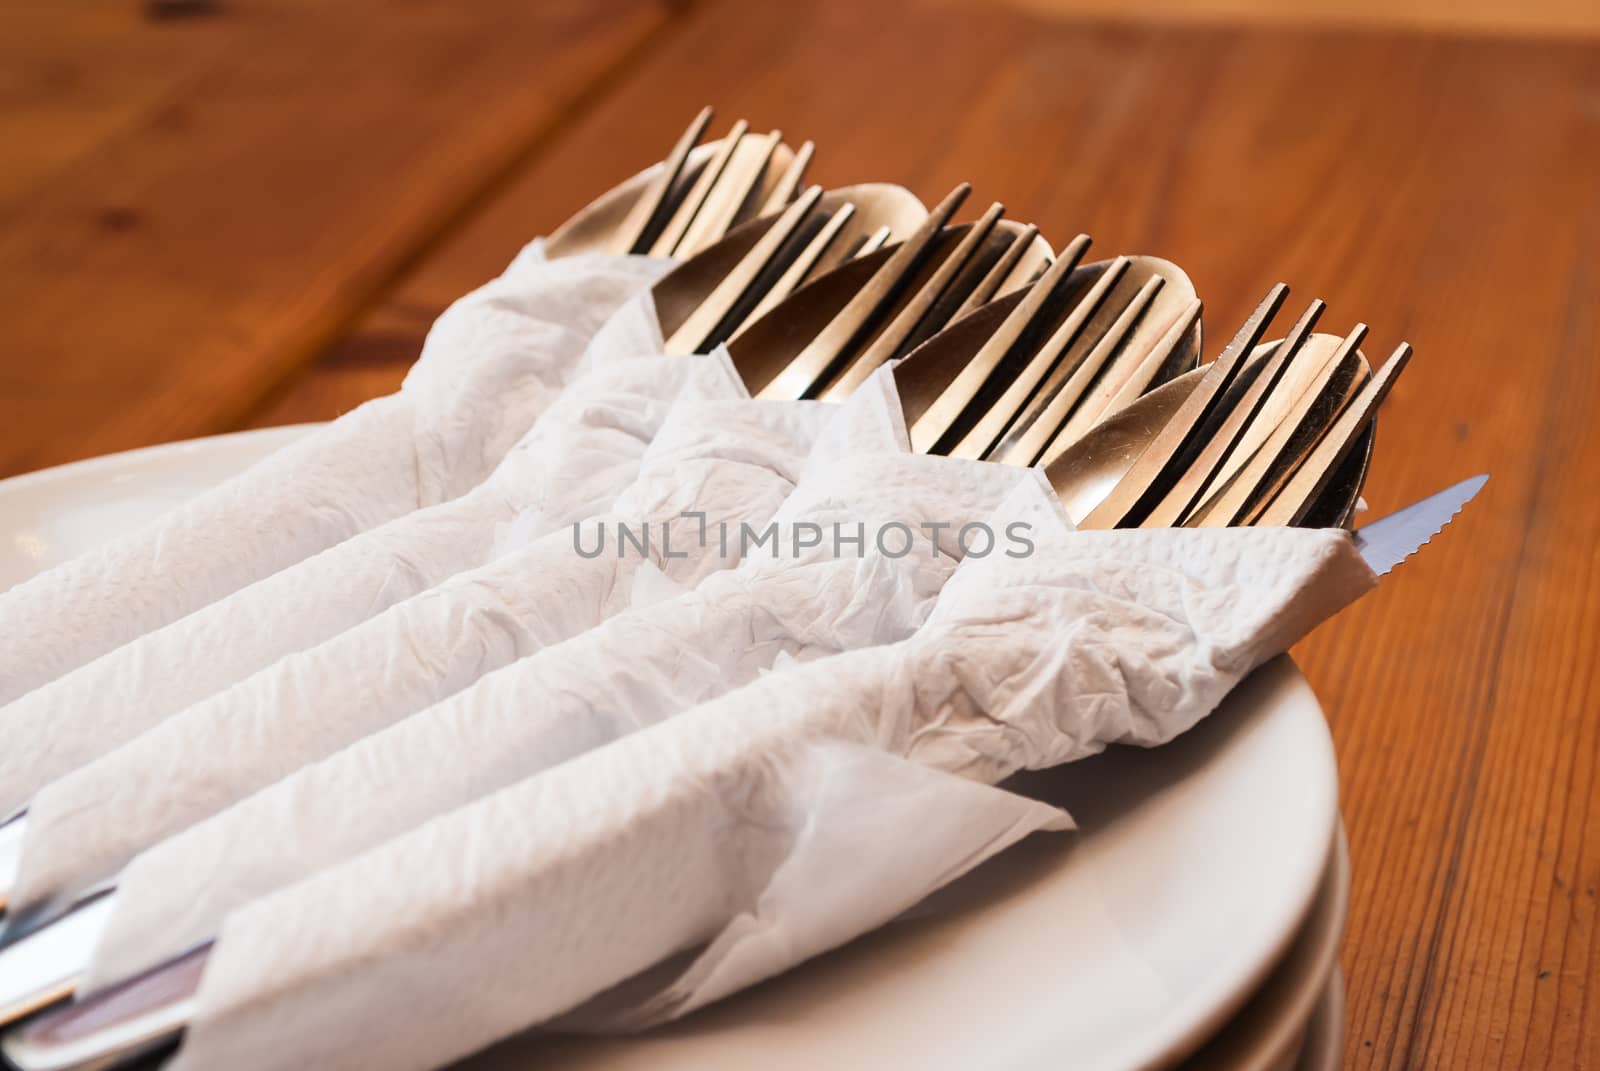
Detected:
left=0, top=2, right=239, bottom=215
left=989, top=0, right=1600, bottom=39
left=0, top=0, right=669, bottom=478
left=6, top=0, right=1599, bottom=1066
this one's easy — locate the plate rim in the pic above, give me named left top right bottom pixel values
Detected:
left=1178, top=823, right=1350, bottom=1071
left=0, top=424, right=320, bottom=498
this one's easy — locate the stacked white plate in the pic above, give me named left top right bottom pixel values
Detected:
left=0, top=428, right=1350, bottom=1071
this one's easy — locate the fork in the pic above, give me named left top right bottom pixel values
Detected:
left=1071, top=287, right=1410, bottom=531
left=542, top=107, right=811, bottom=261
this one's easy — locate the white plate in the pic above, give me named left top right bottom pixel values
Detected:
left=0, top=425, right=315, bottom=593
left=1294, top=970, right=1344, bottom=1071
left=1182, top=825, right=1349, bottom=1071
left=0, top=429, right=1341, bottom=1071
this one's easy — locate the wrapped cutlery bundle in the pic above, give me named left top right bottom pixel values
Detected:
left=0, top=110, right=1482, bottom=1071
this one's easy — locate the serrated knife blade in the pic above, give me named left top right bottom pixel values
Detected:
left=1353, top=474, right=1487, bottom=577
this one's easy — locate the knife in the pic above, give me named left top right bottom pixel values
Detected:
left=1353, top=473, right=1487, bottom=576
left=0, top=474, right=1489, bottom=1071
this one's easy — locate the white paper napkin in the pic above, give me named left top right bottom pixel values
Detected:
left=81, top=390, right=1046, bottom=993
left=165, top=499, right=1375, bottom=1071
left=0, top=312, right=740, bottom=819
left=0, top=246, right=671, bottom=704
left=4, top=345, right=750, bottom=911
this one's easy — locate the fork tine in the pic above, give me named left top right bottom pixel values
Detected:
left=661, top=184, right=824, bottom=355
left=678, top=130, right=782, bottom=257
left=1254, top=341, right=1412, bottom=526
left=820, top=200, right=1004, bottom=400
left=953, top=224, right=1040, bottom=322
left=1186, top=326, right=1366, bottom=527
left=729, top=202, right=858, bottom=340
left=1079, top=283, right=1290, bottom=529
left=1188, top=322, right=1354, bottom=517
left=755, top=183, right=970, bottom=400
left=1138, top=300, right=1326, bottom=527
left=1238, top=342, right=1368, bottom=525
left=649, top=120, right=748, bottom=258
left=944, top=251, right=1126, bottom=460
left=906, top=235, right=1093, bottom=454
left=902, top=220, right=1035, bottom=357
left=1100, top=298, right=1203, bottom=418
left=1004, top=275, right=1166, bottom=468
left=759, top=140, right=814, bottom=218
left=852, top=225, right=892, bottom=258
left=612, top=106, right=713, bottom=255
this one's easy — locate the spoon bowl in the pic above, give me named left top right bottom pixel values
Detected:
left=1046, top=337, right=1377, bottom=527
left=1046, top=366, right=1205, bottom=523
left=894, top=256, right=1204, bottom=455
left=728, top=219, right=1051, bottom=396
left=545, top=137, right=801, bottom=259
left=651, top=184, right=929, bottom=344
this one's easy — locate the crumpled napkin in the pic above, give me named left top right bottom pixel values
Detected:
left=81, top=410, right=1049, bottom=993
left=0, top=244, right=671, bottom=704
left=0, top=305, right=737, bottom=820
left=163, top=487, right=1375, bottom=1071
left=4, top=344, right=750, bottom=911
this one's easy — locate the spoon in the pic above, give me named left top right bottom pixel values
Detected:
left=897, top=256, right=1204, bottom=460
left=653, top=183, right=929, bottom=354
left=1046, top=334, right=1380, bottom=528
left=544, top=111, right=806, bottom=260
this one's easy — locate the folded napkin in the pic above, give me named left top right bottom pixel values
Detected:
left=5, top=346, right=752, bottom=911
left=164, top=493, right=1375, bottom=1071
left=0, top=244, right=671, bottom=704
left=82, top=414, right=1053, bottom=993
left=0, top=310, right=737, bottom=819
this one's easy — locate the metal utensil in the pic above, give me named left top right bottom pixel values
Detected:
left=905, top=254, right=1203, bottom=461
left=730, top=205, right=1053, bottom=400
left=656, top=183, right=929, bottom=355
left=1078, top=284, right=1289, bottom=529
left=1354, top=474, right=1487, bottom=575
left=1046, top=328, right=1385, bottom=530
left=544, top=109, right=803, bottom=260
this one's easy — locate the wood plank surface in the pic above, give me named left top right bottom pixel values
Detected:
left=994, top=0, right=1600, bottom=38
left=0, top=2, right=240, bottom=215
left=5, top=1, right=1599, bottom=1067
left=0, top=0, right=669, bottom=478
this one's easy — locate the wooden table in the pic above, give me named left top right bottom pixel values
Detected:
left=2, top=1, right=1596, bottom=1067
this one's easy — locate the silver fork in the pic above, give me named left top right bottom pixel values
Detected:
left=1066, top=286, right=1409, bottom=531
